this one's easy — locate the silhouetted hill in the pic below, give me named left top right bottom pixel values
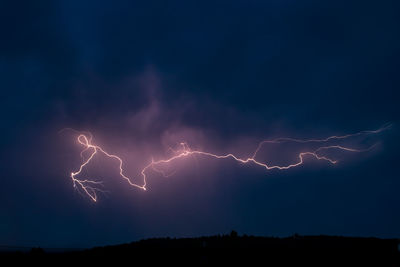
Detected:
left=2, top=233, right=399, bottom=266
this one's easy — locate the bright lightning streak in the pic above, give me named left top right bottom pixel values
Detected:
left=68, top=124, right=391, bottom=202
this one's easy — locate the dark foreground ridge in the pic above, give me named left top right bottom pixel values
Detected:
left=2, top=232, right=400, bottom=266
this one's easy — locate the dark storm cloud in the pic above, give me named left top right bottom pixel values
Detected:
left=0, top=0, right=399, bottom=247
left=54, top=0, right=400, bottom=135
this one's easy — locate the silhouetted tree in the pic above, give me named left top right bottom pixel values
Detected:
left=30, top=247, right=45, bottom=256
left=230, top=230, right=238, bottom=238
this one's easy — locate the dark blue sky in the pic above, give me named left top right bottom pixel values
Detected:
left=0, top=0, right=399, bottom=248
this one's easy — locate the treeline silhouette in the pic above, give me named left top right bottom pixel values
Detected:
left=2, top=232, right=399, bottom=266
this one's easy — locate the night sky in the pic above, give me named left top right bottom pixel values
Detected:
left=1, top=0, right=399, bottom=248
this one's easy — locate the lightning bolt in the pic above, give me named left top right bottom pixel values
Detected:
left=67, top=123, right=391, bottom=202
